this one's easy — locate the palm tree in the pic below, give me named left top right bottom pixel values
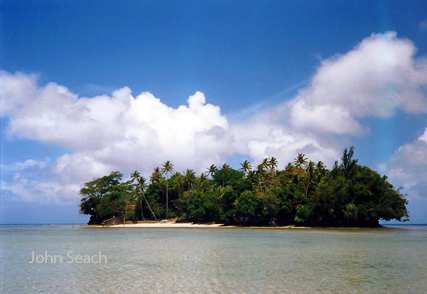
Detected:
left=137, top=176, right=157, bottom=220
left=150, top=167, right=163, bottom=183
left=294, top=153, right=308, bottom=167
left=267, top=157, right=278, bottom=183
left=130, top=170, right=141, bottom=183
left=171, top=172, right=184, bottom=199
left=285, top=163, right=294, bottom=172
left=206, top=164, right=217, bottom=178
left=268, top=157, right=278, bottom=172
left=305, top=161, right=316, bottom=198
left=294, top=153, right=308, bottom=188
left=315, top=161, right=327, bottom=183
left=256, top=163, right=265, bottom=173
left=196, top=173, right=209, bottom=192
left=240, top=160, right=252, bottom=176
left=136, top=176, right=146, bottom=220
left=161, top=161, right=174, bottom=219
left=184, top=169, right=196, bottom=189
left=221, top=163, right=231, bottom=187
left=247, top=170, right=257, bottom=184
left=261, top=158, right=269, bottom=170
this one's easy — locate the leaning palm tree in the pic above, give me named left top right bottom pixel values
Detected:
left=161, top=161, right=174, bottom=220
left=137, top=176, right=157, bottom=220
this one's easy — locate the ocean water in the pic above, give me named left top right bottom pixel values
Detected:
left=1, top=225, right=427, bottom=294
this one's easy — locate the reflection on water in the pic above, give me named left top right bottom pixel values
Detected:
left=1, top=225, right=427, bottom=293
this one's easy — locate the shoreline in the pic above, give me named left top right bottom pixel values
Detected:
left=84, top=222, right=313, bottom=229
left=81, top=221, right=396, bottom=229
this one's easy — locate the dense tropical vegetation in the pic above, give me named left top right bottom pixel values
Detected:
left=79, top=147, right=409, bottom=227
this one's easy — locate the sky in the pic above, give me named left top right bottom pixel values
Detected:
left=1, top=0, right=427, bottom=224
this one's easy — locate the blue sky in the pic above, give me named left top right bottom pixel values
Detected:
left=1, top=0, right=427, bottom=224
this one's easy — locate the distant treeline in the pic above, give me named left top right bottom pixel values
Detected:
left=79, top=147, right=409, bottom=227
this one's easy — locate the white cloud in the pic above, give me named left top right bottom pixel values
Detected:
left=288, top=32, right=427, bottom=134
left=1, top=69, right=340, bottom=204
left=388, top=129, right=427, bottom=199
left=0, top=71, right=39, bottom=116
left=1, top=159, right=49, bottom=172
left=231, top=120, right=341, bottom=168
left=2, top=32, right=427, bottom=205
left=1, top=179, right=81, bottom=205
left=1, top=71, right=232, bottom=172
left=15, top=159, right=48, bottom=170
left=1, top=71, right=237, bottom=203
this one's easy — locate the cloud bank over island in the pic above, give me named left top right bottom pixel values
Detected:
left=2, top=32, right=427, bottom=205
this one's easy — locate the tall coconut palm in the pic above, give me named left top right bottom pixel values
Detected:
left=184, top=169, right=196, bottom=189
left=305, top=161, right=316, bottom=198
left=161, top=161, right=174, bottom=219
left=285, top=163, right=294, bottom=172
left=267, top=157, right=278, bottom=183
left=294, top=153, right=308, bottom=168
left=137, top=176, right=157, bottom=220
left=221, top=163, right=231, bottom=187
left=247, top=170, right=257, bottom=184
left=315, top=161, right=326, bottom=183
left=131, top=170, right=141, bottom=183
left=240, top=160, right=252, bottom=176
left=268, top=157, right=278, bottom=172
left=150, top=167, right=163, bottom=184
left=171, top=172, right=185, bottom=199
left=196, top=173, right=209, bottom=192
left=256, top=163, right=267, bottom=175
left=206, top=164, right=217, bottom=178
left=293, top=153, right=308, bottom=188
left=261, top=158, right=269, bottom=170
left=136, top=176, right=146, bottom=219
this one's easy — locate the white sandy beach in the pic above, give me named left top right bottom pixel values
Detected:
left=109, top=222, right=224, bottom=228
left=88, top=221, right=309, bottom=229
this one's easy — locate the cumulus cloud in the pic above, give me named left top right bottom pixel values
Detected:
left=1, top=72, right=231, bottom=171
left=230, top=118, right=341, bottom=169
left=1, top=71, right=237, bottom=203
left=288, top=32, right=427, bottom=134
left=2, top=31, right=427, bottom=205
left=388, top=129, right=427, bottom=199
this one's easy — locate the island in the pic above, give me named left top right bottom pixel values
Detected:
left=79, top=147, right=409, bottom=227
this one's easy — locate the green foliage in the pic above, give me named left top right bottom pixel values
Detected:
left=79, top=147, right=409, bottom=226
left=79, top=171, right=124, bottom=224
left=234, top=190, right=263, bottom=222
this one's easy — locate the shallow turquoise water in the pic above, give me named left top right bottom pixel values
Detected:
left=1, top=225, right=427, bottom=293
